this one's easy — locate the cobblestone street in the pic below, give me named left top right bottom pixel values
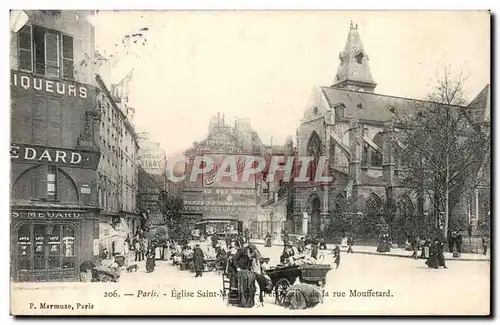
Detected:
left=11, top=244, right=490, bottom=315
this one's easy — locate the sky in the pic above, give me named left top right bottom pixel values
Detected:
left=91, top=10, right=490, bottom=157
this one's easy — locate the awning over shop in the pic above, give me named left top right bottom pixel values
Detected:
left=115, top=218, right=130, bottom=236
left=99, top=222, right=119, bottom=239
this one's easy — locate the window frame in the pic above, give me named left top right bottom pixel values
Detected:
left=16, top=222, right=77, bottom=279
left=43, top=31, right=61, bottom=78
left=17, top=24, right=33, bottom=73
left=17, top=24, right=75, bottom=81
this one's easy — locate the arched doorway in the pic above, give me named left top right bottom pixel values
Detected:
left=364, top=193, right=385, bottom=236
left=308, top=195, right=321, bottom=235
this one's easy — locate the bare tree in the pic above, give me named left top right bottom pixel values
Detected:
left=393, top=67, right=490, bottom=239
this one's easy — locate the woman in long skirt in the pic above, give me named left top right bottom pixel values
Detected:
left=146, top=247, right=156, bottom=273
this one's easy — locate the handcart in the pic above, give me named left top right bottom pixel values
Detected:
left=265, top=264, right=331, bottom=306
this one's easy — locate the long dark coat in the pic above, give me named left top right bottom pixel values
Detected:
left=193, top=247, right=205, bottom=272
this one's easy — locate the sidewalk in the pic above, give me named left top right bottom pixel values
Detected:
left=250, top=239, right=490, bottom=262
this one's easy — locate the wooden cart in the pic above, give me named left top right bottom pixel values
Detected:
left=265, top=264, right=331, bottom=306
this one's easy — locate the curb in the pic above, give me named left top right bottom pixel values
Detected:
left=250, top=240, right=490, bottom=262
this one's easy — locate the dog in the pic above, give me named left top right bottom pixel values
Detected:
left=126, top=264, right=139, bottom=272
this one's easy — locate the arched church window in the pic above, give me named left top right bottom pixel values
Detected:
left=307, top=132, right=323, bottom=181
left=371, top=133, right=383, bottom=167
left=313, top=107, right=318, bottom=115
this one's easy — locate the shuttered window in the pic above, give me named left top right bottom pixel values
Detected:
left=33, top=26, right=46, bottom=75
left=45, top=32, right=60, bottom=77
left=18, top=25, right=32, bottom=71
left=62, top=34, right=74, bottom=80
left=18, top=25, right=74, bottom=80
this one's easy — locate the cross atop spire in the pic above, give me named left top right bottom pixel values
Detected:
left=332, top=22, right=377, bottom=93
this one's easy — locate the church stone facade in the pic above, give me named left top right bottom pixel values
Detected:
left=277, top=22, right=490, bottom=244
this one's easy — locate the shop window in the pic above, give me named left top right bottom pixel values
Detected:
left=17, top=24, right=74, bottom=79
left=16, top=223, right=76, bottom=281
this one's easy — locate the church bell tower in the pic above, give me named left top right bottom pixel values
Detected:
left=332, top=21, right=377, bottom=93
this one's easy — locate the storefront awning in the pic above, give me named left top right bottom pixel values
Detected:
left=99, top=222, right=119, bottom=239
left=115, top=218, right=130, bottom=236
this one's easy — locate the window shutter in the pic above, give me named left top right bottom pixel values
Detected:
left=45, top=32, right=60, bottom=77
left=62, top=34, right=74, bottom=80
left=33, top=26, right=46, bottom=75
left=18, top=25, right=32, bottom=71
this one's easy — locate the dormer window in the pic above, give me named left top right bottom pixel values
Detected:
left=355, top=51, right=364, bottom=64
left=334, top=103, right=345, bottom=119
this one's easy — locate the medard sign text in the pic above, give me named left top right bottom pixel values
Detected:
left=11, top=70, right=88, bottom=99
left=11, top=143, right=101, bottom=170
left=12, top=211, right=82, bottom=219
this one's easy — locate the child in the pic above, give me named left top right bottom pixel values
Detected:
left=332, top=245, right=341, bottom=269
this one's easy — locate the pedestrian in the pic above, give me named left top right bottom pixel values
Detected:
left=425, top=239, right=439, bottom=269
left=232, top=243, right=256, bottom=308
left=264, top=232, right=272, bottom=247
left=297, top=237, right=305, bottom=254
left=311, top=238, right=319, bottom=260
left=134, top=240, right=141, bottom=262
left=319, top=237, right=327, bottom=250
left=145, top=247, right=155, bottom=273
left=193, top=244, right=205, bottom=277
left=347, top=235, right=354, bottom=254
left=100, top=247, right=109, bottom=260
left=123, top=237, right=130, bottom=266
left=482, top=237, right=489, bottom=255
left=332, top=245, right=341, bottom=269
left=456, top=231, right=463, bottom=254
left=436, top=238, right=447, bottom=268
left=411, top=237, right=419, bottom=260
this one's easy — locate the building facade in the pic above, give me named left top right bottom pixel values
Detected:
left=138, top=166, right=163, bottom=227
left=182, top=114, right=268, bottom=235
left=136, top=131, right=167, bottom=226
left=10, top=10, right=101, bottom=282
left=95, top=75, right=139, bottom=256
left=271, top=22, right=490, bottom=246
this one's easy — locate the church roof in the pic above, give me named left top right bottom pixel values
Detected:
left=321, top=86, right=420, bottom=123
left=468, top=84, right=490, bottom=123
left=333, top=22, right=377, bottom=88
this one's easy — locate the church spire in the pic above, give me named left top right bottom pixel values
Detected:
left=332, top=21, right=377, bottom=93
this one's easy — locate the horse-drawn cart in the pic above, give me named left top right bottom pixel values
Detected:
left=265, top=264, right=331, bottom=306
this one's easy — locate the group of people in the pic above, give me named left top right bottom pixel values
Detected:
left=226, top=241, right=271, bottom=308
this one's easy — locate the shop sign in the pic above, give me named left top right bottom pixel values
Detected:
left=11, top=70, right=88, bottom=99
left=183, top=188, right=257, bottom=214
left=11, top=143, right=101, bottom=169
left=12, top=211, right=82, bottom=219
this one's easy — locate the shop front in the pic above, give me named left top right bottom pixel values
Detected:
left=11, top=206, right=99, bottom=282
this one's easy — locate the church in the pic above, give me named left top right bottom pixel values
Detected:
left=265, top=22, right=490, bottom=246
